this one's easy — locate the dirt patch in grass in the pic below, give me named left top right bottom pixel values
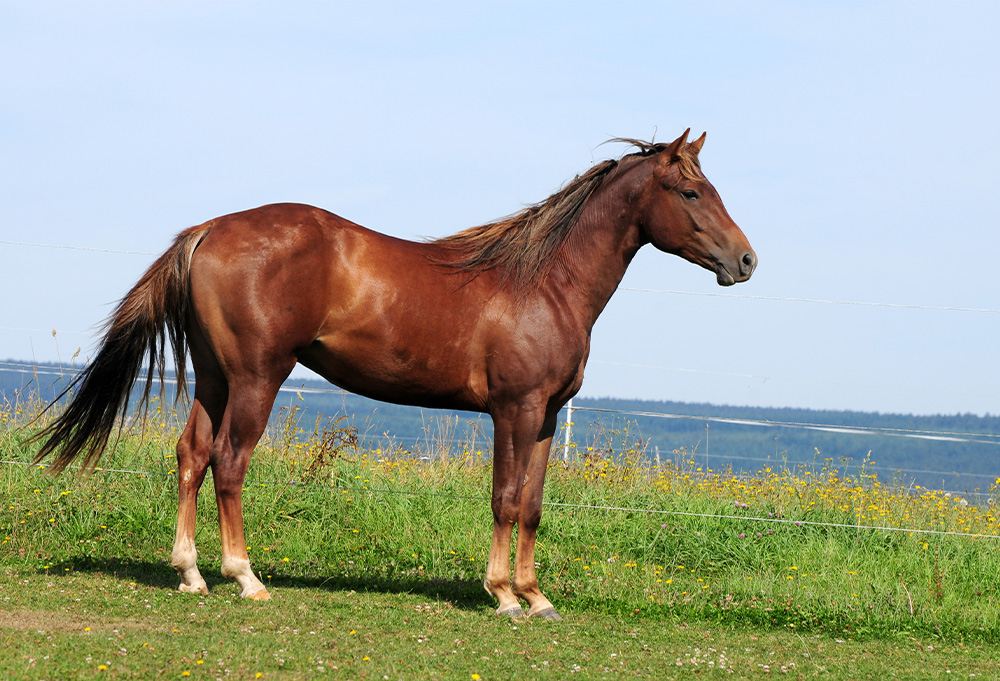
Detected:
left=0, top=608, right=162, bottom=634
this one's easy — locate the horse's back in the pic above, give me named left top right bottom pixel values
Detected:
left=185, top=203, right=495, bottom=409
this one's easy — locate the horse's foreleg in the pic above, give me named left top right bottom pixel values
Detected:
left=512, top=417, right=560, bottom=619
left=485, top=515, right=520, bottom=616
left=210, top=380, right=281, bottom=600
left=171, top=396, right=217, bottom=595
left=484, top=407, right=544, bottom=617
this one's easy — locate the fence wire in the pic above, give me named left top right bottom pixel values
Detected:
left=3, top=360, right=998, bottom=488
left=5, top=237, right=1000, bottom=314
left=3, top=238, right=999, bottom=497
left=3, top=457, right=997, bottom=541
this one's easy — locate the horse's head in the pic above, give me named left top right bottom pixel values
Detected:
left=637, top=129, right=756, bottom=286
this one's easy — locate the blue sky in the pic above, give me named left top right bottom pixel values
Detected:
left=2, top=1, right=998, bottom=416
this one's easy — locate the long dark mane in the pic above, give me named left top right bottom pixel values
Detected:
left=432, top=138, right=702, bottom=289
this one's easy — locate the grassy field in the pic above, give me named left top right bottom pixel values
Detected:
left=3, top=399, right=1000, bottom=679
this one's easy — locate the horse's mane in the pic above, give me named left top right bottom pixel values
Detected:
left=432, top=138, right=702, bottom=290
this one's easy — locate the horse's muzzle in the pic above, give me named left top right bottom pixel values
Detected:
left=716, top=250, right=756, bottom=286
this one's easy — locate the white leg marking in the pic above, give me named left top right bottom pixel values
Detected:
left=171, top=536, right=208, bottom=595
left=221, top=556, right=268, bottom=599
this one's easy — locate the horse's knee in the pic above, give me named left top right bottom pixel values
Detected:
left=491, top=489, right=521, bottom=524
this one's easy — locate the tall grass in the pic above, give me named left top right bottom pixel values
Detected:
left=3, top=394, right=1000, bottom=643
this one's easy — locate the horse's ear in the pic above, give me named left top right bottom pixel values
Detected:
left=688, top=131, right=706, bottom=156
left=663, top=128, right=690, bottom=161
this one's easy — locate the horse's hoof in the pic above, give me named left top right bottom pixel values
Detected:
left=246, top=588, right=271, bottom=601
left=530, top=607, right=562, bottom=620
left=178, top=583, right=209, bottom=596
left=496, top=605, right=525, bottom=618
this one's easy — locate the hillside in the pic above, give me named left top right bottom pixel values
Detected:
left=3, top=360, right=998, bottom=493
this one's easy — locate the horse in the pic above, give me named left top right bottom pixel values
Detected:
left=34, top=129, right=756, bottom=619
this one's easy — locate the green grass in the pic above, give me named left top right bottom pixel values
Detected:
left=3, top=570, right=998, bottom=680
left=3, top=402, right=1000, bottom=678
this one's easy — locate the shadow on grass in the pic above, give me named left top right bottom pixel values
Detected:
left=42, top=555, right=493, bottom=612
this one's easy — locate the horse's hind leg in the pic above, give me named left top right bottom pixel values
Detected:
left=210, top=373, right=288, bottom=599
left=171, top=385, right=224, bottom=595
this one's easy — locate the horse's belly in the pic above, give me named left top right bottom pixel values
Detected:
left=296, top=337, right=488, bottom=413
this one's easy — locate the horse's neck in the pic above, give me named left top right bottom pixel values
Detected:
left=544, top=178, right=645, bottom=330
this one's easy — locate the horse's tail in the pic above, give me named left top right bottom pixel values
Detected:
left=32, top=224, right=213, bottom=473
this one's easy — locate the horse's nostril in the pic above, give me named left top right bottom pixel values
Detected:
left=741, top=252, right=756, bottom=275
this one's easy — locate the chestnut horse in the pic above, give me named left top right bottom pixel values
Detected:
left=35, top=129, right=755, bottom=619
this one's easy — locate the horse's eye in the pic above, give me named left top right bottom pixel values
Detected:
left=680, top=189, right=699, bottom=200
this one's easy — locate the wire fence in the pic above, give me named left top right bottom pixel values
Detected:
left=5, top=237, right=1000, bottom=314
left=0, top=239, right=158, bottom=256
left=2, top=456, right=996, bottom=541
left=619, top=287, right=1000, bottom=314
left=3, top=236, right=999, bottom=523
left=3, top=361, right=995, bottom=444
left=3, top=360, right=996, bottom=458
left=2, top=359, right=999, bottom=494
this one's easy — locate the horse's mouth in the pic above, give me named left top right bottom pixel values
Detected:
left=714, top=264, right=737, bottom=287
left=713, top=252, right=756, bottom=286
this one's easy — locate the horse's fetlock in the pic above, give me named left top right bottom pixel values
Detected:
left=171, top=537, right=197, bottom=570
left=221, top=556, right=251, bottom=580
